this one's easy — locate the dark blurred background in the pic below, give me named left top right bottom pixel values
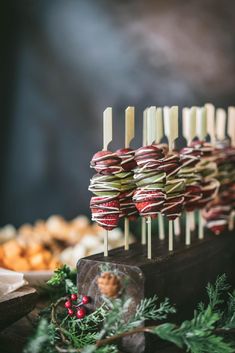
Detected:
left=0, top=0, right=235, bottom=227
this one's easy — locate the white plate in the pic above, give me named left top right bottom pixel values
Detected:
left=23, top=270, right=53, bottom=286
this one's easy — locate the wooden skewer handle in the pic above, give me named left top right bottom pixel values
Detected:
left=147, top=216, right=152, bottom=259
left=169, top=220, right=173, bottom=251
left=103, top=107, right=112, bottom=150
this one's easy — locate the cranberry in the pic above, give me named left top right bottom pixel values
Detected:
left=82, top=295, right=90, bottom=305
left=70, top=293, right=78, bottom=301
left=64, top=300, right=72, bottom=309
left=68, top=308, right=74, bottom=317
left=76, top=307, right=86, bottom=319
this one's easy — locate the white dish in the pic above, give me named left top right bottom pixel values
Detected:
left=23, top=270, right=53, bottom=286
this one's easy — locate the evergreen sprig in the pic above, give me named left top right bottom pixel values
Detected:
left=154, top=308, right=232, bottom=353
left=207, top=274, right=230, bottom=310
left=47, top=265, right=77, bottom=295
left=221, top=291, right=235, bottom=330
left=134, top=295, right=176, bottom=322
left=24, top=269, right=235, bottom=353
left=67, top=304, right=108, bottom=333
left=153, top=275, right=235, bottom=353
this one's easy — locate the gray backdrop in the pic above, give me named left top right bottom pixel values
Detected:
left=1, top=0, right=235, bottom=226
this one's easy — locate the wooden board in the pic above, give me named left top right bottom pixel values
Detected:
left=0, top=286, right=38, bottom=331
left=77, top=231, right=235, bottom=353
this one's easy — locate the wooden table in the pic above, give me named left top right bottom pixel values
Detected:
left=0, top=297, right=44, bottom=353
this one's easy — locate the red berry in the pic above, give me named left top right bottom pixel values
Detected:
left=76, top=307, right=86, bottom=319
left=82, top=295, right=90, bottom=304
left=71, top=294, right=78, bottom=301
left=64, top=300, right=72, bottom=309
left=68, top=308, right=74, bottom=317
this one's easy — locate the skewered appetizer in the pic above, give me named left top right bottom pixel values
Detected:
left=203, top=140, right=233, bottom=234
left=89, top=151, right=122, bottom=230
left=160, top=153, right=185, bottom=220
left=179, top=147, right=202, bottom=212
left=226, top=146, right=235, bottom=212
left=116, top=148, right=138, bottom=219
left=203, top=197, right=231, bottom=235
left=192, top=141, right=220, bottom=209
left=133, top=145, right=166, bottom=218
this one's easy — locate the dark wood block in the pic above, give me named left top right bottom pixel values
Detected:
left=77, top=231, right=235, bottom=353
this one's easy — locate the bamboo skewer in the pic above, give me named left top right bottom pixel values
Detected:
left=104, top=231, right=108, bottom=257
left=146, top=106, right=156, bottom=259
left=168, top=219, right=173, bottom=251
left=103, top=108, right=113, bottom=151
left=103, top=107, right=113, bottom=256
left=228, top=107, right=235, bottom=146
left=182, top=107, right=190, bottom=243
left=183, top=107, right=196, bottom=233
left=155, top=107, right=164, bottom=143
left=189, top=212, right=195, bottom=231
left=164, top=106, right=179, bottom=252
left=216, top=108, right=227, bottom=141
left=141, top=109, right=148, bottom=245
left=215, top=107, right=229, bottom=233
left=183, top=106, right=197, bottom=232
left=141, top=219, right=146, bottom=245
left=196, top=107, right=207, bottom=240
left=147, top=216, right=152, bottom=259
left=170, top=106, right=181, bottom=238
left=124, top=218, right=129, bottom=250
left=147, top=106, right=156, bottom=148
left=183, top=107, right=197, bottom=245
left=185, top=214, right=191, bottom=246
left=205, top=103, right=216, bottom=146
left=125, top=107, right=135, bottom=149
left=124, top=107, right=135, bottom=250
left=155, top=107, right=165, bottom=241
left=228, top=107, right=235, bottom=231
left=198, top=211, right=204, bottom=240
left=174, top=219, right=181, bottom=237
left=158, top=215, right=165, bottom=241
left=172, top=107, right=180, bottom=245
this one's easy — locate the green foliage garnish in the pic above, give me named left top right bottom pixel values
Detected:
left=47, top=265, right=77, bottom=295
left=24, top=270, right=235, bottom=353
left=207, top=273, right=230, bottom=310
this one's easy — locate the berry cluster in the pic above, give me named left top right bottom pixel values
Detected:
left=64, top=294, right=90, bottom=319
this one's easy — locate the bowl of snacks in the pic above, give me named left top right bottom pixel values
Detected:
left=0, top=215, right=134, bottom=285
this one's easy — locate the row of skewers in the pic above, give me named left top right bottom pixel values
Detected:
left=88, top=104, right=235, bottom=259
